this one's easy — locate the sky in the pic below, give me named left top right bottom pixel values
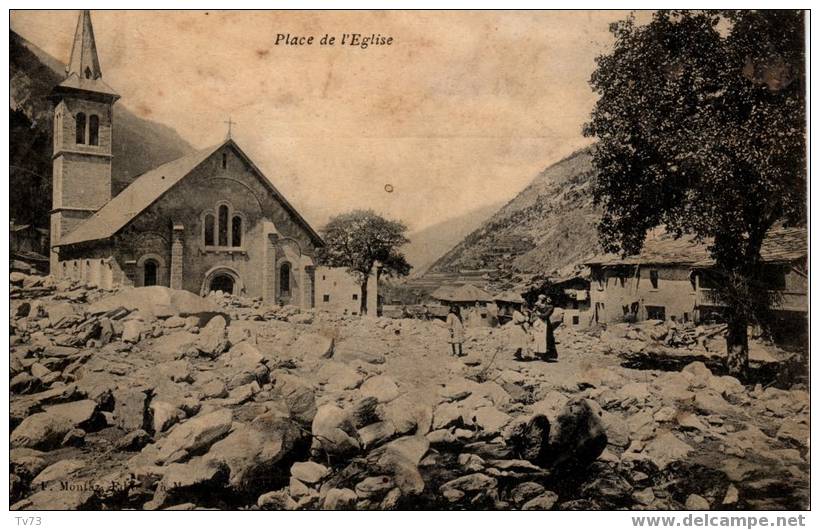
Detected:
left=11, top=10, right=634, bottom=232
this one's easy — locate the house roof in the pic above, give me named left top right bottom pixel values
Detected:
left=432, top=284, right=495, bottom=303
left=58, top=139, right=324, bottom=248
left=493, top=290, right=525, bottom=304
left=585, top=226, right=806, bottom=268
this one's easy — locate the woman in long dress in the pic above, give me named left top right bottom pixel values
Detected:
left=446, top=305, right=465, bottom=357
left=532, top=294, right=558, bottom=361
left=510, top=306, right=533, bottom=361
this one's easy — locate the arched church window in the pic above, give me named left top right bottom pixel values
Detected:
left=232, top=215, right=243, bottom=247
left=75, top=113, right=86, bottom=144
left=280, top=262, right=291, bottom=296
left=222, top=152, right=228, bottom=169
left=84, top=66, right=93, bottom=79
left=204, top=213, right=215, bottom=246
left=218, top=205, right=229, bottom=246
left=89, top=115, right=99, bottom=146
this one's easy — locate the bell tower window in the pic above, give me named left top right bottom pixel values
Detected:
left=75, top=113, right=86, bottom=144
left=89, top=115, right=99, bottom=145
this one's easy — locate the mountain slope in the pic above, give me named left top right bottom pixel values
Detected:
left=403, top=201, right=504, bottom=276
left=9, top=30, right=194, bottom=226
left=427, top=147, right=601, bottom=276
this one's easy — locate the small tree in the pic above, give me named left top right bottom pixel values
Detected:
left=584, top=10, right=806, bottom=378
left=318, top=210, right=412, bottom=315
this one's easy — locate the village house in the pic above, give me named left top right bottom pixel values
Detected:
left=48, top=11, right=368, bottom=311
left=550, top=270, right=594, bottom=328
left=585, top=227, right=808, bottom=327
left=430, top=284, right=497, bottom=326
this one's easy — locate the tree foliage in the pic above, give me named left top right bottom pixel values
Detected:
left=318, top=209, right=412, bottom=314
left=584, top=10, right=806, bottom=376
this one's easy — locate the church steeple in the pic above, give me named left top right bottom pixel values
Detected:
left=49, top=9, right=119, bottom=275
left=67, top=10, right=102, bottom=80
left=52, top=10, right=118, bottom=100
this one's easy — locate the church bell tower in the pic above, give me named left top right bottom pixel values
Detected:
left=49, top=10, right=120, bottom=273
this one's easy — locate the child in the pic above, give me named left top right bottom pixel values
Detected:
left=446, top=305, right=465, bottom=356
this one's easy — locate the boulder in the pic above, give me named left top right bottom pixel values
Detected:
left=642, top=432, right=694, bottom=469
left=88, top=286, right=223, bottom=322
left=694, top=390, right=736, bottom=417
left=360, top=375, right=400, bottom=403
left=359, top=421, right=396, bottom=449
left=206, top=407, right=305, bottom=491
left=112, top=388, right=151, bottom=432
left=290, top=332, right=334, bottom=360
left=122, top=319, right=144, bottom=343
left=510, top=481, right=546, bottom=505
left=433, top=402, right=462, bottom=430
left=685, top=494, right=711, bottom=510
left=626, top=409, right=657, bottom=441
left=317, top=361, right=363, bottom=391
left=139, top=408, right=233, bottom=465
left=290, top=461, right=330, bottom=484
left=10, top=448, right=48, bottom=483
left=258, top=489, right=297, bottom=510
left=546, top=398, right=608, bottom=472
left=115, top=429, right=152, bottom=451
left=151, top=400, right=183, bottom=434
left=322, top=488, right=357, bottom=510
left=310, top=404, right=361, bottom=457
left=146, top=457, right=229, bottom=510
left=45, top=302, right=77, bottom=327
left=31, top=459, right=86, bottom=490
left=682, top=361, right=713, bottom=382
left=469, top=407, right=511, bottom=435
left=522, top=491, right=559, bottom=510
left=355, top=475, right=394, bottom=499
left=195, top=316, right=228, bottom=357
left=156, top=360, right=195, bottom=383
left=531, top=391, right=570, bottom=418
left=440, top=473, right=497, bottom=494
left=11, top=399, right=100, bottom=449
left=380, top=396, right=433, bottom=436
left=272, top=373, right=317, bottom=427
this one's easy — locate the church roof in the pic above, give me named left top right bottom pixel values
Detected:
left=58, top=139, right=325, bottom=248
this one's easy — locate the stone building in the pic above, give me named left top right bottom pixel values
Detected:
left=49, top=11, right=367, bottom=310
left=585, top=227, right=807, bottom=326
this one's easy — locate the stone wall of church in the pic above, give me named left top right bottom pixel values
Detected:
left=105, top=143, right=320, bottom=302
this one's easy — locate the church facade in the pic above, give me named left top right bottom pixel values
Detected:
left=50, top=11, right=375, bottom=312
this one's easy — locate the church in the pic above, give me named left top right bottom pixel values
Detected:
left=49, top=11, right=376, bottom=313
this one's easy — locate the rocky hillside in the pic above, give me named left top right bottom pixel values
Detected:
left=9, top=30, right=193, bottom=227
left=428, top=147, right=601, bottom=277
left=403, top=201, right=504, bottom=277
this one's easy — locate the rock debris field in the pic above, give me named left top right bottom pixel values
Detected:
left=9, top=274, right=809, bottom=510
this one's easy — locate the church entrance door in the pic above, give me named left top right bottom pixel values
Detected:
left=210, top=274, right=235, bottom=295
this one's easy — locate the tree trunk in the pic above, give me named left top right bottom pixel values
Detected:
left=360, top=280, right=368, bottom=316
left=725, top=316, right=749, bottom=379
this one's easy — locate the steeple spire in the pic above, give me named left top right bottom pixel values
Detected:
left=67, top=10, right=102, bottom=80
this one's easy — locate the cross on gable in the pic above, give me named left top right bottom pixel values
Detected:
left=224, top=116, right=237, bottom=139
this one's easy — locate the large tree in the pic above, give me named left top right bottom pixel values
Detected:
left=584, top=10, right=806, bottom=377
left=318, top=210, right=412, bottom=315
